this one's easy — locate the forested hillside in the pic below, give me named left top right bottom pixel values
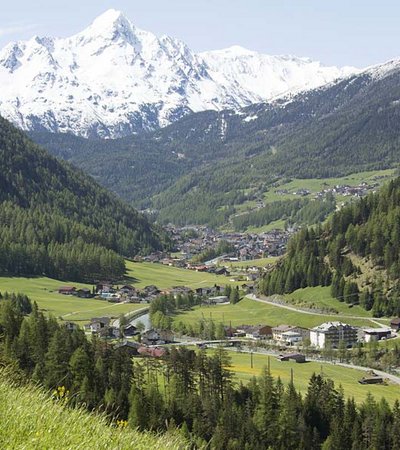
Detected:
left=2, top=292, right=400, bottom=450
left=0, top=117, right=167, bottom=281
left=32, top=65, right=400, bottom=226
left=260, top=177, right=400, bottom=317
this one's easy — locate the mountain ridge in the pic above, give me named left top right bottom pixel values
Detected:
left=0, top=115, right=167, bottom=281
left=30, top=58, right=400, bottom=227
left=0, top=8, right=355, bottom=138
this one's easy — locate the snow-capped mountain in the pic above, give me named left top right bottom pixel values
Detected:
left=0, top=9, right=357, bottom=138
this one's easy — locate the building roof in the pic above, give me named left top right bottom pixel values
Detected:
left=311, top=322, right=356, bottom=332
left=272, top=324, right=294, bottom=333
left=363, top=327, right=391, bottom=334
left=282, top=330, right=302, bottom=337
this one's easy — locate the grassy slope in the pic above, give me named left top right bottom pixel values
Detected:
left=124, top=260, right=239, bottom=289
left=223, top=350, right=400, bottom=405
left=0, top=374, right=185, bottom=450
left=286, top=286, right=375, bottom=318
left=228, top=169, right=397, bottom=232
left=0, top=276, right=145, bottom=322
left=0, top=261, right=238, bottom=321
left=263, top=169, right=396, bottom=204
left=224, top=257, right=278, bottom=268
left=173, top=297, right=377, bottom=329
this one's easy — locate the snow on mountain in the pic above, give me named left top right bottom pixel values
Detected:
left=0, top=9, right=358, bottom=138
left=200, top=45, right=356, bottom=103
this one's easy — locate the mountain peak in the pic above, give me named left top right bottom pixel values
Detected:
left=92, top=9, right=128, bottom=26
left=82, top=9, right=135, bottom=42
left=0, top=10, right=359, bottom=138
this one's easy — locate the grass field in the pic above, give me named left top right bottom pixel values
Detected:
left=224, top=257, right=278, bottom=268
left=221, top=349, right=400, bottom=405
left=173, top=297, right=379, bottom=329
left=286, top=286, right=377, bottom=318
left=0, top=372, right=183, bottom=449
left=124, top=260, right=239, bottom=289
left=246, top=219, right=287, bottom=233
left=0, top=261, right=237, bottom=321
left=228, top=169, right=397, bottom=233
left=263, top=169, right=396, bottom=204
left=0, top=276, right=146, bottom=321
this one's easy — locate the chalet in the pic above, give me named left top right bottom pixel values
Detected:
left=137, top=346, right=166, bottom=358
left=244, top=325, right=272, bottom=340
left=281, top=330, right=303, bottom=345
left=100, top=292, right=121, bottom=301
left=63, top=321, right=78, bottom=331
left=363, top=328, right=391, bottom=343
left=359, top=372, right=384, bottom=384
left=390, top=318, right=400, bottom=331
left=278, top=353, right=306, bottom=363
left=98, top=284, right=116, bottom=294
left=170, top=286, right=194, bottom=297
left=77, top=288, right=92, bottom=298
left=99, top=326, right=120, bottom=339
left=143, top=285, right=160, bottom=296
left=207, top=296, right=229, bottom=305
left=119, top=285, right=136, bottom=294
left=193, top=265, right=208, bottom=272
left=141, top=329, right=166, bottom=346
left=272, top=325, right=296, bottom=342
left=196, top=287, right=212, bottom=296
left=123, top=324, right=138, bottom=337
left=224, top=326, right=238, bottom=338
left=85, top=317, right=110, bottom=333
left=215, top=267, right=230, bottom=276
left=58, top=286, right=76, bottom=295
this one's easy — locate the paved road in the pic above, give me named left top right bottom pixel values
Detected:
left=112, top=306, right=149, bottom=328
left=162, top=339, right=400, bottom=385
left=247, top=294, right=389, bottom=326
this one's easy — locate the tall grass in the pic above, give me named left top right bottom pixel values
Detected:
left=0, top=372, right=187, bottom=449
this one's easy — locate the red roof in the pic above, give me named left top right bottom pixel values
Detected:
left=138, top=347, right=166, bottom=358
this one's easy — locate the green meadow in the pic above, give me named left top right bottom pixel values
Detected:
left=0, top=373, right=184, bottom=450
left=0, top=260, right=237, bottom=321
left=0, top=276, right=145, bottom=321
left=222, top=349, right=400, bottom=405
left=124, top=260, right=239, bottom=289
left=286, top=286, right=382, bottom=319
left=223, top=257, right=278, bottom=269
left=173, top=296, right=379, bottom=329
left=263, top=169, right=396, bottom=204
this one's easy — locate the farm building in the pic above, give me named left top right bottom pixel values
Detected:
left=278, top=353, right=306, bottom=363
left=363, top=328, right=391, bottom=342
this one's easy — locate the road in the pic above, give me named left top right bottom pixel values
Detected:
left=161, top=339, right=400, bottom=385
left=247, top=294, right=388, bottom=327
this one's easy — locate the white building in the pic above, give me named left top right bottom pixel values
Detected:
left=281, top=330, right=303, bottom=345
left=310, top=322, right=358, bottom=349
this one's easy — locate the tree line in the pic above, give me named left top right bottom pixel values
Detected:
left=0, top=116, right=169, bottom=281
left=260, top=178, right=400, bottom=317
left=2, top=292, right=400, bottom=449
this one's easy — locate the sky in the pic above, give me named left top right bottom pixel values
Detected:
left=0, top=0, right=399, bottom=68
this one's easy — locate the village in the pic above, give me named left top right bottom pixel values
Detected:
left=274, top=181, right=377, bottom=199
left=58, top=278, right=400, bottom=387
left=144, top=225, right=291, bottom=263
